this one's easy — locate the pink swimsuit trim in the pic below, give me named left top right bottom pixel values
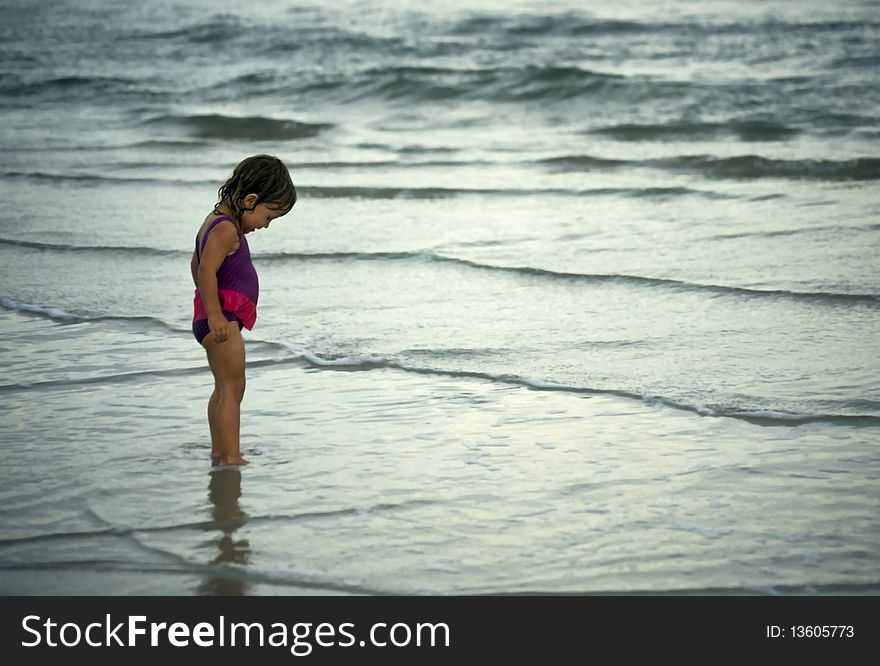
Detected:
left=193, top=289, right=257, bottom=330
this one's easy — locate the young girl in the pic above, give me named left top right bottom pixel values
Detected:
left=191, top=154, right=296, bottom=466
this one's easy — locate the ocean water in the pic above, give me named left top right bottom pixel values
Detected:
left=0, top=0, right=878, bottom=594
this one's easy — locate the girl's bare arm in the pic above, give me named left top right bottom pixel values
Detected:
left=196, top=221, right=238, bottom=340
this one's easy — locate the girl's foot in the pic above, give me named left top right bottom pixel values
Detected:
left=211, top=455, right=221, bottom=466
left=217, top=456, right=250, bottom=467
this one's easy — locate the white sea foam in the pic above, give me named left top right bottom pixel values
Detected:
left=735, top=410, right=808, bottom=421
left=520, top=377, right=575, bottom=390
left=302, top=351, right=387, bottom=367
left=0, top=296, right=79, bottom=321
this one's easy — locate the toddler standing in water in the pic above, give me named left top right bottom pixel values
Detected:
left=191, top=155, right=296, bottom=466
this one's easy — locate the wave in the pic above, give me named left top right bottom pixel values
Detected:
left=0, top=170, right=722, bottom=200
left=0, top=365, right=210, bottom=394
left=323, top=64, right=638, bottom=104
left=10, top=150, right=877, bottom=190
left=0, top=74, right=148, bottom=100
left=0, top=170, right=725, bottom=202
left=0, top=139, right=210, bottom=154
left=298, top=184, right=723, bottom=200
left=115, top=10, right=880, bottom=55
left=130, top=17, right=242, bottom=44
left=143, top=113, right=333, bottom=141
left=832, top=55, right=880, bottom=69
left=285, top=157, right=493, bottom=169
left=588, top=120, right=800, bottom=142
left=448, top=13, right=880, bottom=39
left=1, top=171, right=171, bottom=185
left=263, top=56, right=870, bottom=111
left=435, top=261, right=880, bottom=306
left=0, top=559, right=386, bottom=595
left=0, top=354, right=304, bottom=394
left=0, top=297, right=188, bottom=333
left=2, top=336, right=877, bottom=426
left=289, top=63, right=630, bottom=104
left=257, top=250, right=880, bottom=307
left=0, top=237, right=183, bottom=257
left=2, top=240, right=876, bottom=307
left=451, top=14, right=651, bottom=37
left=299, top=352, right=880, bottom=427
left=2, top=297, right=876, bottom=425
left=703, top=224, right=870, bottom=242
left=0, top=297, right=82, bottom=323
left=7, top=11, right=879, bottom=117
left=543, top=154, right=880, bottom=181
left=304, top=185, right=509, bottom=199
left=677, top=156, right=880, bottom=181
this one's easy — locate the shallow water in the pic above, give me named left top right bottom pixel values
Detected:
left=0, top=310, right=878, bottom=594
left=0, top=0, right=878, bottom=594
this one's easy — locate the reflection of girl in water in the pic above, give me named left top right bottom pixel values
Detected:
left=197, top=468, right=251, bottom=595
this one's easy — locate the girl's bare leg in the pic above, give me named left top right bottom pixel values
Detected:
left=203, top=324, right=249, bottom=466
left=208, top=387, right=221, bottom=463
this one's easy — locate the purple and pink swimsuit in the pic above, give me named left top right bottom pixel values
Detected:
left=192, top=215, right=259, bottom=344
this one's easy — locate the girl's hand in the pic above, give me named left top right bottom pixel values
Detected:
left=208, top=314, right=230, bottom=343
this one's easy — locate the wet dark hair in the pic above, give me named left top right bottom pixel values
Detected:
left=216, top=154, right=296, bottom=220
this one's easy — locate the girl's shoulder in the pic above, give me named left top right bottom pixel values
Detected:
left=196, top=212, right=241, bottom=257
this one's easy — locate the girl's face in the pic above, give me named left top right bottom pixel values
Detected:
left=240, top=201, right=286, bottom=234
